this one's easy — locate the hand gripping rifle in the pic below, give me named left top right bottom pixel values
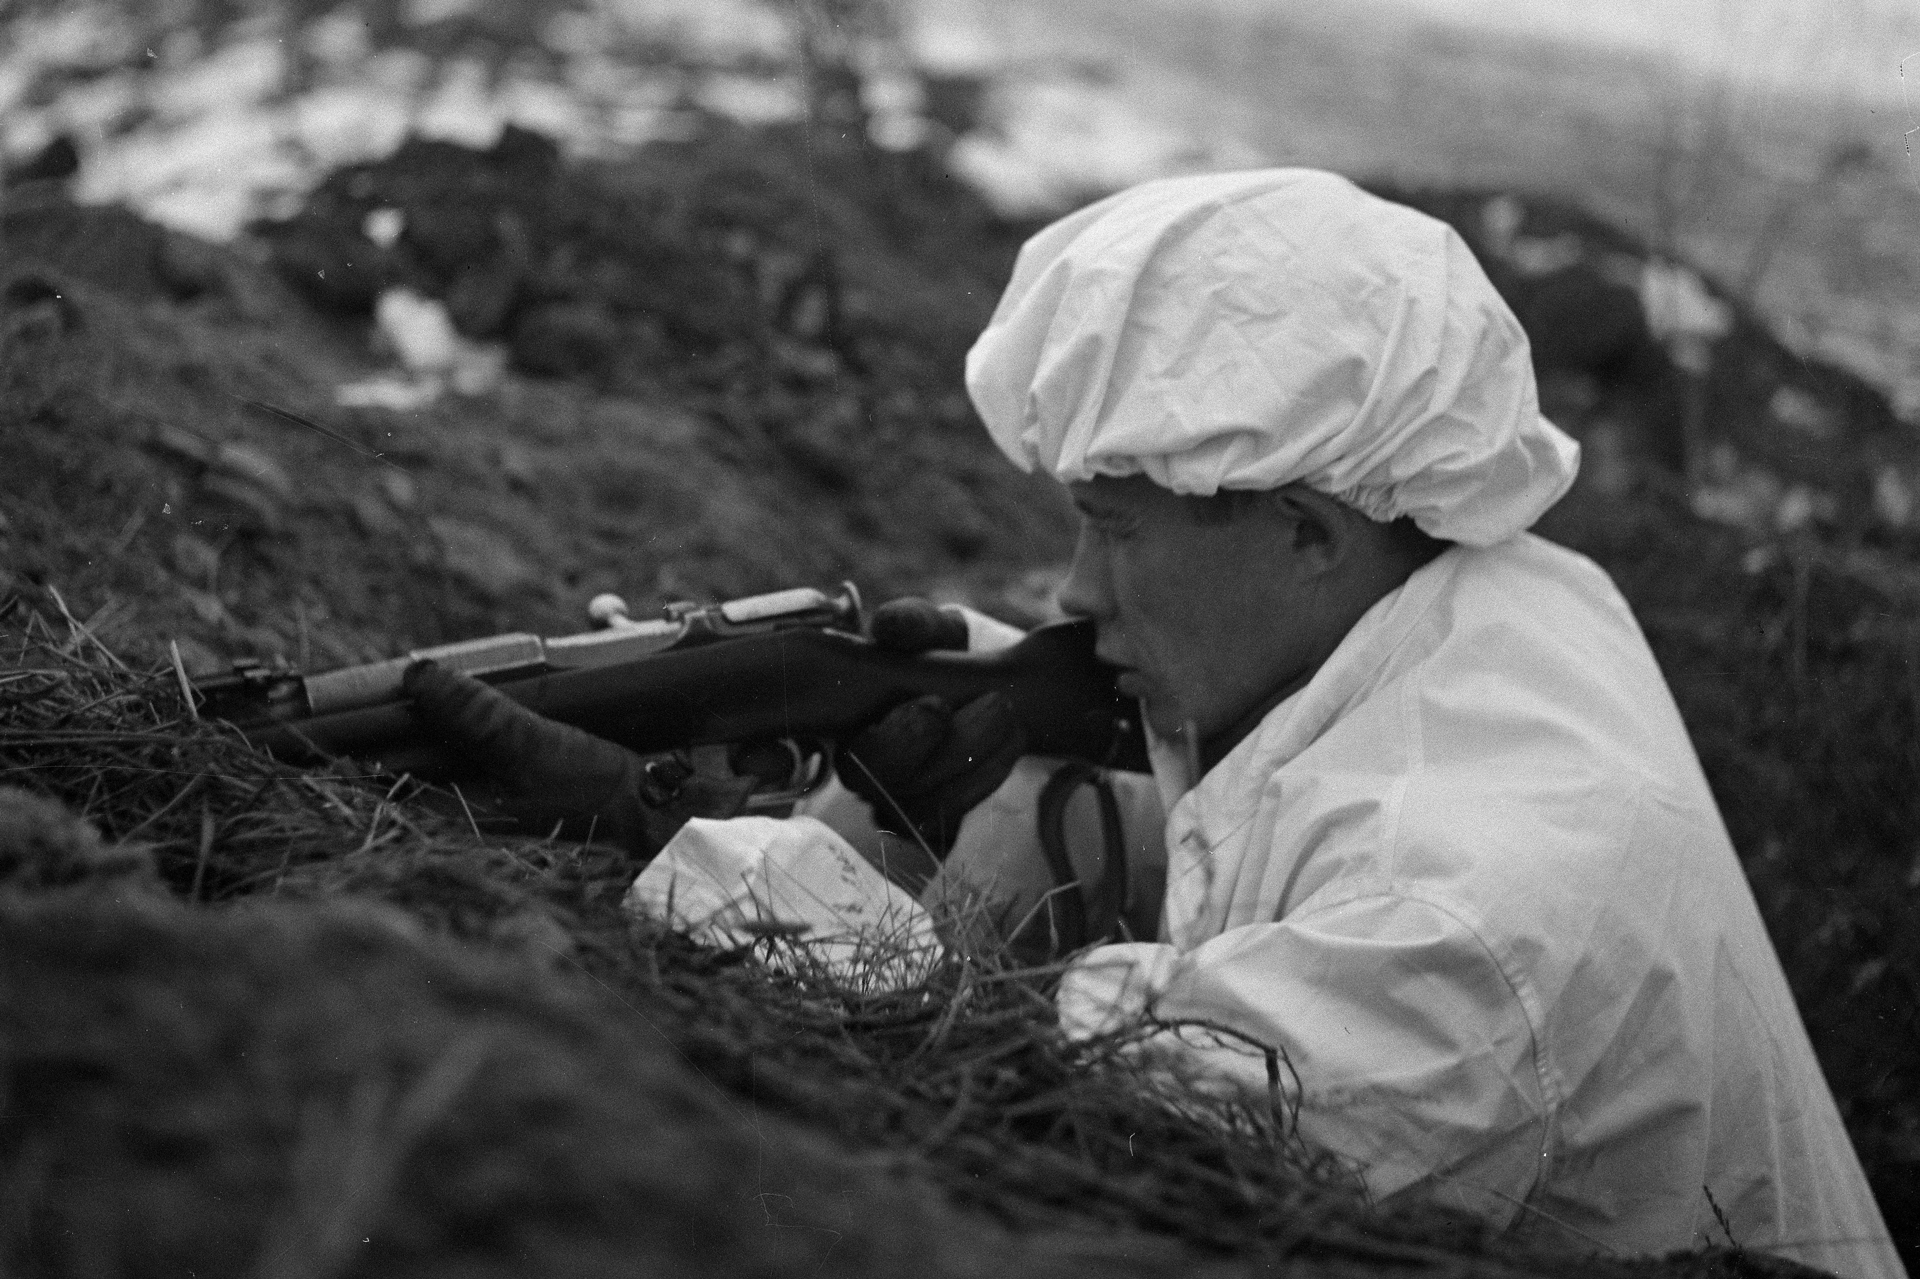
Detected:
left=190, top=584, right=1148, bottom=807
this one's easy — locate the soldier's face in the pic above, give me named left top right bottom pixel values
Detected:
left=1057, top=476, right=1324, bottom=757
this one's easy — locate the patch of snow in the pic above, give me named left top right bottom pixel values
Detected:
left=365, top=48, right=435, bottom=95
left=338, top=289, right=506, bottom=409
left=304, top=10, right=372, bottom=66
left=363, top=208, right=406, bottom=248
left=140, top=184, right=266, bottom=243
left=76, top=108, right=308, bottom=239
left=1874, top=466, right=1916, bottom=527
left=500, top=77, right=594, bottom=146
left=404, top=0, right=483, bottom=27
left=149, top=38, right=286, bottom=121
left=898, top=7, right=1002, bottom=75
left=695, top=74, right=807, bottom=126
left=38, top=71, right=140, bottom=144
left=1640, top=260, right=1733, bottom=343
left=414, top=58, right=506, bottom=148
left=376, top=289, right=470, bottom=376
left=949, top=74, right=1263, bottom=218
left=290, top=84, right=415, bottom=168
left=1769, top=386, right=1839, bottom=439
left=337, top=376, right=444, bottom=415
left=602, top=0, right=791, bottom=62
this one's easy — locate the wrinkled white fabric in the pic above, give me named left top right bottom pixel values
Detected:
left=1056, top=536, right=1902, bottom=1279
left=625, top=815, right=940, bottom=989
left=965, top=168, right=1580, bottom=546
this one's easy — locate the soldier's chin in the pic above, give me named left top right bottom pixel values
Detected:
left=1138, top=695, right=1189, bottom=743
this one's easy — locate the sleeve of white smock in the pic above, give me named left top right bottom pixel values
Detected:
left=1058, top=892, right=1550, bottom=1219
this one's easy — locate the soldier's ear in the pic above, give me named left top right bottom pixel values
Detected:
left=1268, top=485, right=1354, bottom=572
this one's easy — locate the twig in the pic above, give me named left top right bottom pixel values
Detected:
left=190, top=805, right=215, bottom=902
left=120, top=771, right=206, bottom=841
left=238, top=395, right=412, bottom=473
left=169, top=640, right=200, bottom=721
left=106, top=508, right=148, bottom=557
left=1705, top=1184, right=1740, bottom=1249
left=451, top=784, right=484, bottom=841
left=45, top=585, right=130, bottom=672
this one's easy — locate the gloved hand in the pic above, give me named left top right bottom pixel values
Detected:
left=838, top=598, right=1028, bottom=859
left=403, top=660, right=753, bottom=856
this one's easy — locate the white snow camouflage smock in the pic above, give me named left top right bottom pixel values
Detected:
left=1058, top=534, right=1903, bottom=1279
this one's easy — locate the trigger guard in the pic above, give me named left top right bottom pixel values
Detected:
left=736, top=738, right=834, bottom=812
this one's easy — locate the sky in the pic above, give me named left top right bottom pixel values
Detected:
left=1206, top=0, right=1920, bottom=105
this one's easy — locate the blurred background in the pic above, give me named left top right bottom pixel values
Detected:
left=6, top=0, right=1920, bottom=396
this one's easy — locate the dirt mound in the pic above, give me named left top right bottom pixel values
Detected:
left=2, top=860, right=1192, bottom=1279
left=0, top=123, right=1070, bottom=684
left=253, top=117, right=1052, bottom=547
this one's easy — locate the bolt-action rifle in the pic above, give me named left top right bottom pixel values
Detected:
left=189, top=584, right=1147, bottom=807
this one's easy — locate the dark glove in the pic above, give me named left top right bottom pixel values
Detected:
left=866, top=596, right=970, bottom=654
left=403, top=660, right=752, bottom=856
left=838, top=598, right=1027, bottom=858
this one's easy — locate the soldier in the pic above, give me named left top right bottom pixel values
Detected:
left=409, top=169, right=1901, bottom=1277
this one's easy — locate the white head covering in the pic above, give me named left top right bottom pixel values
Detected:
left=965, top=169, right=1579, bottom=546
